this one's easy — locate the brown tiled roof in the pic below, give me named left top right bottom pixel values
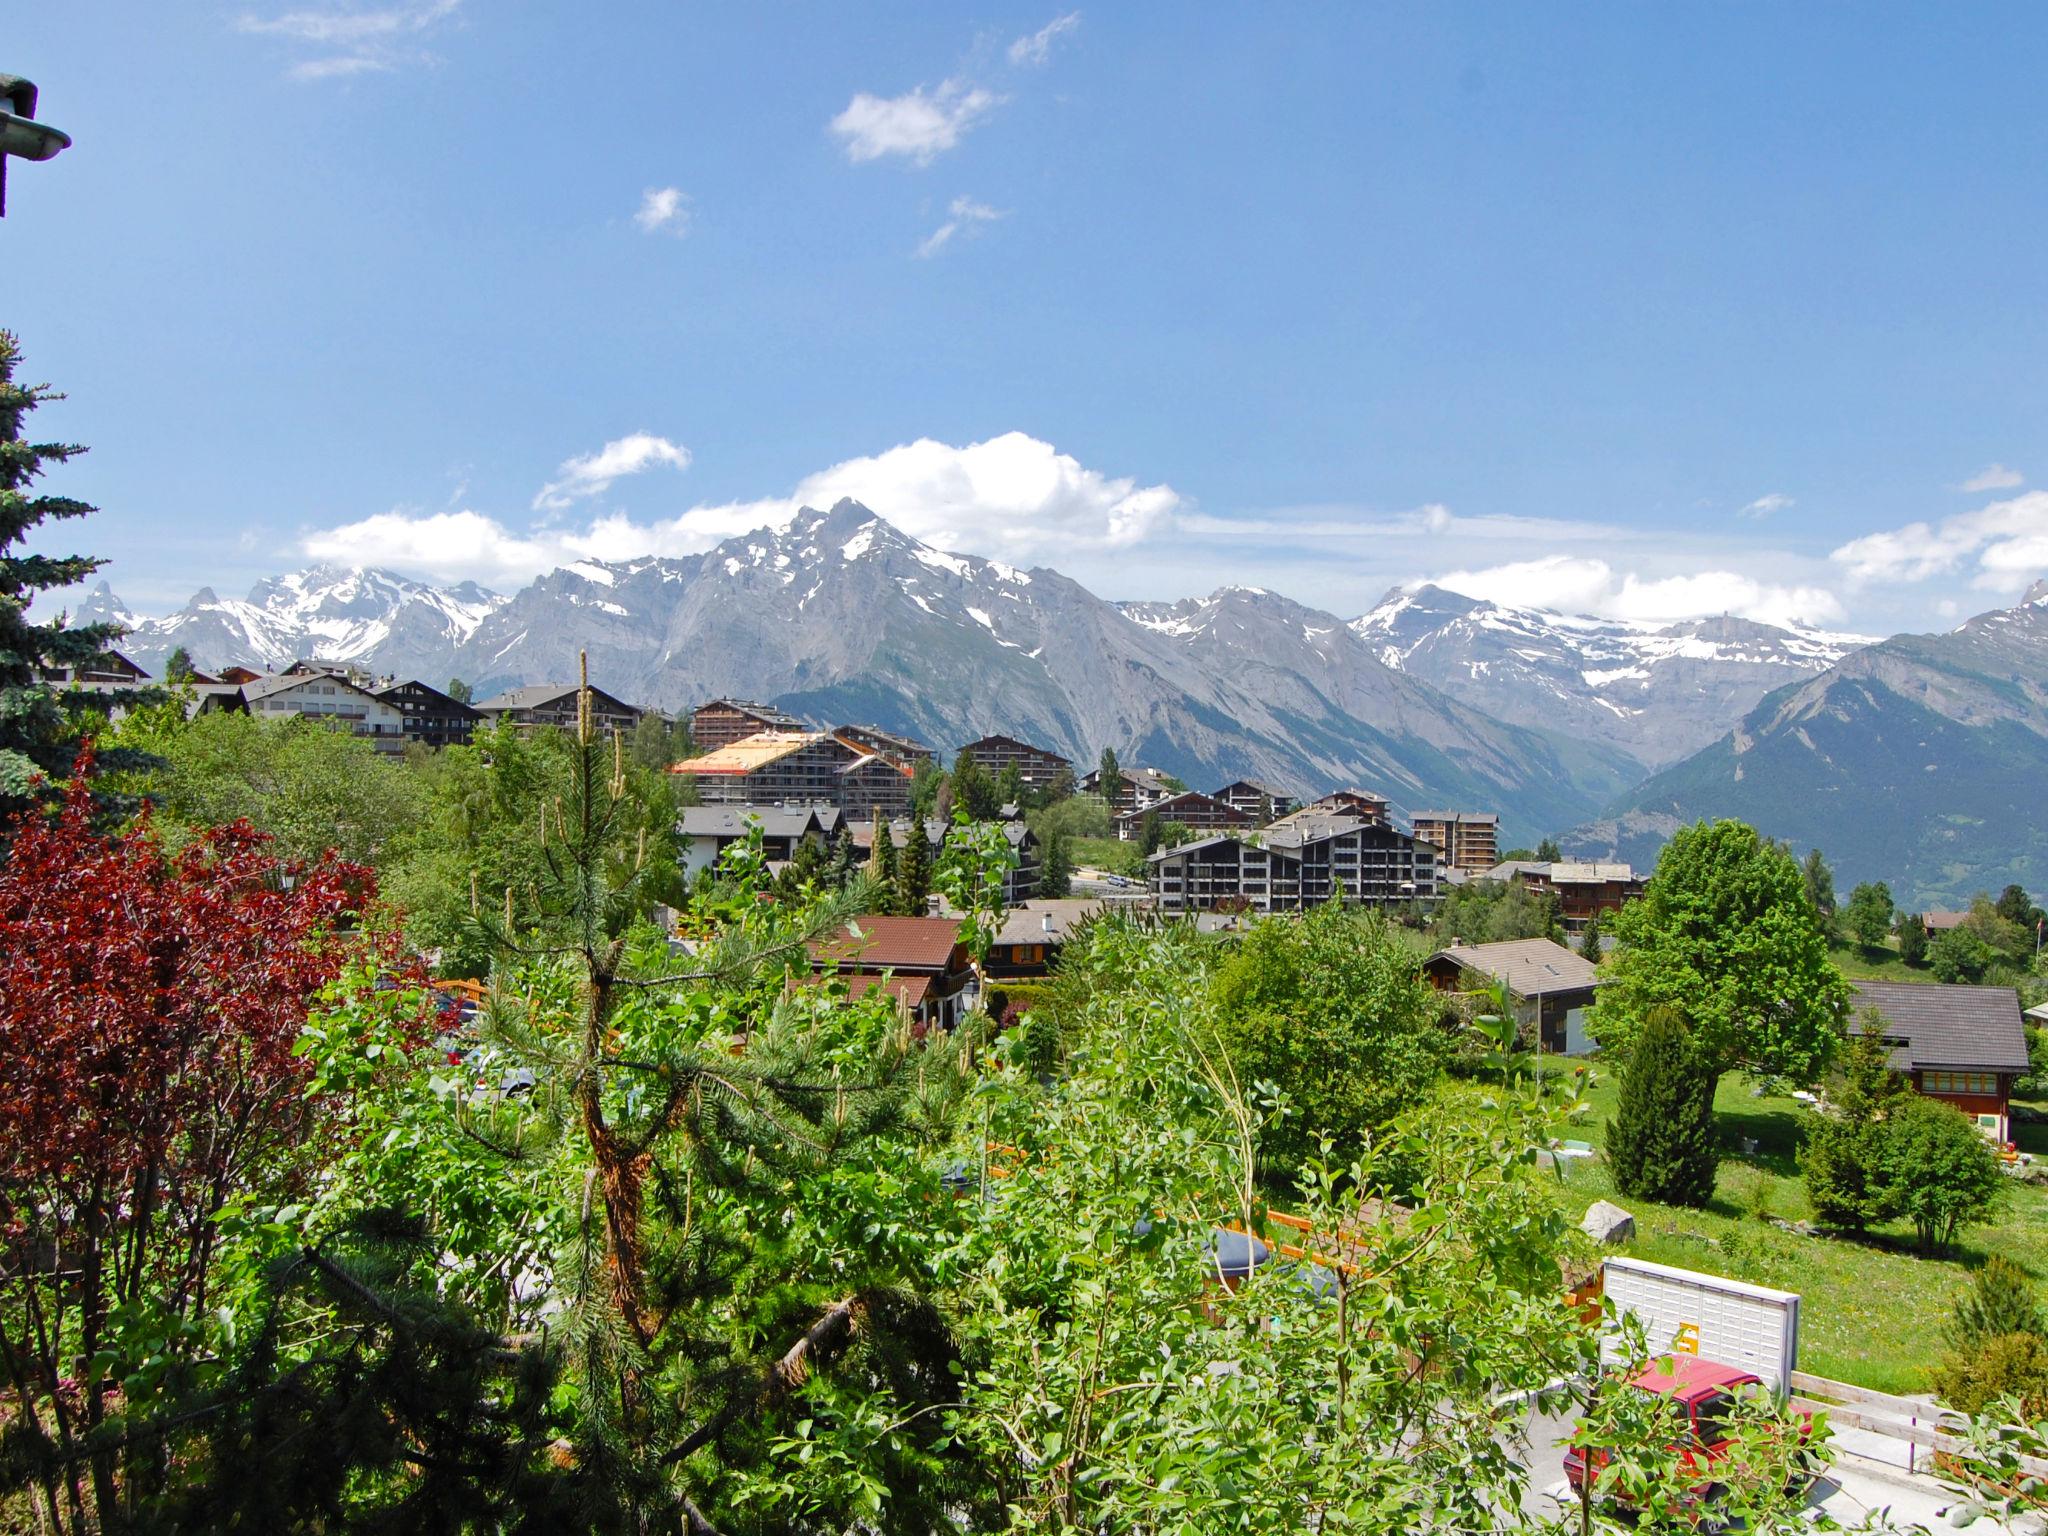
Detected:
left=809, top=915, right=964, bottom=973
left=795, top=971, right=934, bottom=1010
left=1848, top=980, right=2028, bottom=1073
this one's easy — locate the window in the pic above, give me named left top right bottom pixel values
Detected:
left=1925, top=1071, right=1999, bottom=1095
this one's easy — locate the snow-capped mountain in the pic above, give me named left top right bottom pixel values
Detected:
left=1350, top=584, right=1873, bottom=769
left=98, top=567, right=507, bottom=681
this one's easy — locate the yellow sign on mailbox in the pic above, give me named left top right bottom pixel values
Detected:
left=1672, top=1322, right=1700, bottom=1355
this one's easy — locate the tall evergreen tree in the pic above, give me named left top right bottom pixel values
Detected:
left=1139, top=810, right=1163, bottom=856
left=896, top=814, right=933, bottom=915
left=1577, top=911, right=1603, bottom=964
left=0, top=331, right=155, bottom=813
left=951, top=750, right=1001, bottom=821
left=1607, top=1005, right=1720, bottom=1207
left=829, top=822, right=858, bottom=888
left=869, top=809, right=897, bottom=907
left=1038, top=826, right=1073, bottom=899
left=1898, top=913, right=1930, bottom=967
left=163, top=643, right=196, bottom=682
left=446, top=676, right=474, bottom=704
left=1535, top=835, right=1562, bottom=862
left=1802, top=847, right=1838, bottom=938
left=1097, top=746, right=1123, bottom=808
left=1802, top=1009, right=1906, bottom=1232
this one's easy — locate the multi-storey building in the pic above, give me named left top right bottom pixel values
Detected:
left=474, top=683, right=644, bottom=736
left=691, top=698, right=805, bottom=751
left=1409, top=811, right=1499, bottom=875
left=671, top=731, right=913, bottom=818
left=1113, top=790, right=1255, bottom=841
left=1148, top=816, right=1439, bottom=915
left=1211, top=779, right=1300, bottom=823
left=835, top=722, right=935, bottom=767
left=955, top=734, right=1073, bottom=789
left=241, top=673, right=408, bottom=753
left=374, top=679, right=481, bottom=749
left=1484, top=860, right=1645, bottom=927
left=851, top=816, right=1041, bottom=905
left=1079, top=764, right=1178, bottom=815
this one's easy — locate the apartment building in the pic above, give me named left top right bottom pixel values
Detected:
left=1409, top=810, right=1499, bottom=876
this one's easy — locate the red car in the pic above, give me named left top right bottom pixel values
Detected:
left=1564, top=1355, right=1819, bottom=1502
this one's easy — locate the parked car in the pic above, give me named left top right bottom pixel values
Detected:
left=1563, top=1355, right=1820, bottom=1506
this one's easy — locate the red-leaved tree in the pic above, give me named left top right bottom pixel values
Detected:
left=0, top=757, right=380, bottom=1533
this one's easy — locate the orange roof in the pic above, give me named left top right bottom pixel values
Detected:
left=795, top=971, right=934, bottom=1010
left=670, top=730, right=827, bottom=775
left=809, top=915, right=964, bottom=972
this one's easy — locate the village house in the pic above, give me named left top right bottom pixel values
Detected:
left=1301, top=788, right=1389, bottom=824
left=1482, top=860, right=1645, bottom=927
left=835, top=722, right=935, bottom=767
left=672, top=732, right=913, bottom=818
left=1147, top=815, right=1439, bottom=914
left=801, top=915, right=977, bottom=1034
left=1113, top=789, right=1255, bottom=841
left=1409, top=811, right=1500, bottom=876
left=475, top=682, right=644, bottom=736
left=981, top=897, right=1105, bottom=981
left=374, top=679, right=481, bottom=749
left=240, top=672, right=408, bottom=752
left=36, top=647, right=151, bottom=690
left=1212, top=779, right=1300, bottom=823
left=212, top=663, right=266, bottom=685
left=1850, top=979, right=2031, bottom=1142
left=1423, top=938, right=1603, bottom=1054
left=690, top=698, right=805, bottom=752
left=676, top=804, right=844, bottom=878
left=1079, top=764, right=1179, bottom=815
left=955, top=733, right=1073, bottom=789
left=851, top=815, right=1041, bottom=905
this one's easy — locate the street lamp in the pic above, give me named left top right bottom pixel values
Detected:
left=0, top=76, right=71, bottom=217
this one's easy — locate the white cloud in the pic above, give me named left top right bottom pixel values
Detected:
left=633, top=186, right=690, bottom=236
left=1830, top=491, right=2048, bottom=593
left=1424, top=555, right=1847, bottom=630
left=830, top=79, right=999, bottom=165
left=532, top=433, right=692, bottom=512
left=1960, top=462, right=2024, bottom=493
left=301, top=431, right=1182, bottom=586
left=916, top=195, right=1005, bottom=258
left=235, top=0, right=459, bottom=79
left=1009, top=11, right=1081, bottom=66
left=1737, top=492, right=1793, bottom=520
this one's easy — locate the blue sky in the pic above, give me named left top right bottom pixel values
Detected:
left=9, top=2, right=2048, bottom=635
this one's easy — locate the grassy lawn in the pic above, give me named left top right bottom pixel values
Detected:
left=1072, top=837, right=1146, bottom=878
left=1828, top=937, right=1936, bottom=983
left=1540, top=1066, right=2048, bottom=1395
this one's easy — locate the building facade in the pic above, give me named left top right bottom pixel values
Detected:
left=956, top=734, right=1073, bottom=789
left=475, top=684, right=644, bottom=736
left=374, top=679, right=481, bottom=749
left=692, top=698, right=804, bottom=751
left=1409, top=811, right=1500, bottom=875
left=1850, top=979, right=2031, bottom=1142
left=677, top=804, right=844, bottom=878
left=1148, top=817, right=1439, bottom=915
left=836, top=723, right=934, bottom=767
left=1114, top=790, right=1255, bottom=841
left=1423, top=939, right=1602, bottom=1054
left=241, top=673, right=408, bottom=752
left=1483, top=860, right=1645, bottom=927
left=1212, top=780, right=1300, bottom=823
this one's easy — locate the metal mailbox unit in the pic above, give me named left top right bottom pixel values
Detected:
left=1600, top=1256, right=1802, bottom=1392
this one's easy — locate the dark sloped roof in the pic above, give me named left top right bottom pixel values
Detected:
left=809, top=915, right=965, bottom=973
left=1848, top=980, right=2029, bottom=1073
left=1427, top=939, right=1602, bottom=998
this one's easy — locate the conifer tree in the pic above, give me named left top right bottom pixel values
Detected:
left=1947, top=1255, right=2046, bottom=1352
left=869, top=809, right=897, bottom=907
left=1607, top=1005, right=1719, bottom=1207
left=1801, top=1010, right=1905, bottom=1232
left=1097, top=747, right=1123, bottom=808
left=163, top=643, right=195, bottom=682
left=951, top=750, right=1001, bottom=821
left=1578, top=911, right=1603, bottom=964
left=0, top=331, right=157, bottom=814
left=1039, top=826, right=1073, bottom=899
left=829, top=822, right=858, bottom=888
left=897, top=812, right=933, bottom=914
left=1898, top=914, right=1929, bottom=967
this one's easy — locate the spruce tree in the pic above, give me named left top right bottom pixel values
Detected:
left=1606, top=1005, right=1720, bottom=1207
left=869, top=809, right=897, bottom=908
left=0, top=331, right=156, bottom=814
left=1947, top=1256, right=2046, bottom=1351
left=1097, top=746, right=1123, bottom=808
left=1898, top=914, right=1929, bottom=967
left=1038, top=827, right=1073, bottom=899
left=897, top=814, right=933, bottom=915
left=163, top=644, right=195, bottom=683
left=1578, top=911, right=1603, bottom=964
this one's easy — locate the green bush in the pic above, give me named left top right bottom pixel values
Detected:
left=1606, top=1006, right=1719, bottom=1208
left=1210, top=903, right=1446, bottom=1183
left=1932, top=1332, right=2048, bottom=1417
left=1947, top=1256, right=2046, bottom=1351
left=1931, top=927, right=1997, bottom=984
left=1800, top=1014, right=1907, bottom=1233
left=1877, top=1096, right=2004, bottom=1255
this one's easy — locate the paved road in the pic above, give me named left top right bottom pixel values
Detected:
left=1515, top=1400, right=2025, bottom=1532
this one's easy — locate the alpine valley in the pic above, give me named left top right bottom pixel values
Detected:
left=76, top=501, right=2048, bottom=900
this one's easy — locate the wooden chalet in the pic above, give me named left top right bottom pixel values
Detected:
left=692, top=698, right=804, bottom=752
left=1424, top=938, right=1602, bottom=1054
left=1850, top=980, right=2031, bottom=1142
left=802, top=916, right=976, bottom=1034
left=955, top=734, right=1073, bottom=788
left=1113, top=789, right=1254, bottom=841
left=475, top=683, right=643, bottom=736
left=374, top=679, right=481, bottom=748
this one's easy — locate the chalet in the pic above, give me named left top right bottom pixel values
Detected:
left=37, top=648, right=151, bottom=690
left=677, top=804, right=842, bottom=878
left=851, top=815, right=1040, bottom=904
left=1850, top=980, right=2031, bottom=1142
left=1114, top=790, right=1254, bottom=841
left=1302, top=789, right=1388, bottom=824
left=1212, top=779, right=1300, bottom=823
left=280, top=659, right=374, bottom=685
left=475, top=683, right=643, bottom=735
left=1410, top=811, right=1500, bottom=876
left=672, top=732, right=912, bottom=817
left=802, top=915, right=977, bottom=1033
left=1079, top=764, right=1178, bottom=815
left=1483, top=860, right=1645, bottom=927
left=692, top=698, right=804, bottom=752
left=374, top=679, right=480, bottom=749
left=1918, top=910, right=1972, bottom=936
left=214, top=664, right=266, bottom=685
left=982, top=898, right=1104, bottom=981
left=1148, top=816, right=1438, bottom=915
left=1423, top=938, right=1602, bottom=1054
left=241, top=672, right=407, bottom=752
left=956, top=734, right=1073, bottom=788
left=836, top=723, right=935, bottom=767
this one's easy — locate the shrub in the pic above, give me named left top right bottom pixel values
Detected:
left=1606, top=1006, right=1719, bottom=1208
left=1897, top=916, right=1929, bottom=967
left=1933, top=1332, right=2048, bottom=1417
left=1947, top=1257, right=2046, bottom=1351
left=1931, top=927, right=1997, bottom=984
left=1876, top=1096, right=2004, bottom=1254
left=1800, top=1014, right=1906, bottom=1233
